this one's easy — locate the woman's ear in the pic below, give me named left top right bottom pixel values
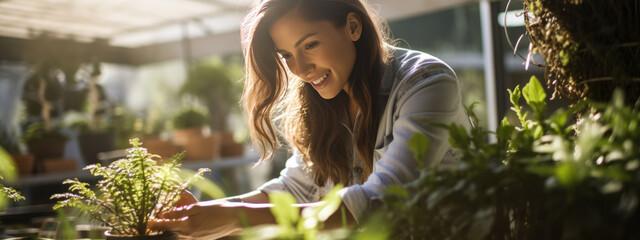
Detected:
left=346, top=12, right=362, bottom=41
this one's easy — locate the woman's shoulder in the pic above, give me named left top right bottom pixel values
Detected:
left=388, top=46, right=456, bottom=81
left=382, top=46, right=458, bottom=98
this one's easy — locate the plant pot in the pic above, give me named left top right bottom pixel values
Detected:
left=10, top=153, right=35, bottom=176
left=139, top=136, right=182, bottom=163
left=220, top=131, right=244, bottom=157
left=27, top=137, right=66, bottom=161
left=182, top=133, right=221, bottom=161
left=105, top=231, right=177, bottom=240
left=78, top=132, right=116, bottom=165
left=172, top=127, right=205, bottom=146
left=40, top=157, right=78, bottom=173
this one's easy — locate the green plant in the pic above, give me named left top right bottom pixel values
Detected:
left=51, top=138, right=210, bottom=236
left=171, top=106, right=209, bottom=130
left=0, top=146, right=25, bottom=209
left=380, top=76, right=640, bottom=239
left=21, top=122, right=68, bottom=143
left=0, top=126, right=23, bottom=155
left=242, top=184, right=390, bottom=240
left=179, top=60, right=243, bottom=131
left=522, top=0, right=640, bottom=104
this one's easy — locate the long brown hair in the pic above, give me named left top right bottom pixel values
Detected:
left=241, top=0, right=391, bottom=186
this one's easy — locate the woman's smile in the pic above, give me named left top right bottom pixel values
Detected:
left=311, top=71, right=331, bottom=90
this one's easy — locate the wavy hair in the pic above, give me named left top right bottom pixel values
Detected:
left=241, top=0, right=391, bottom=186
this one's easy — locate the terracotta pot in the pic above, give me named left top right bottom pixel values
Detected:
left=172, top=127, right=204, bottom=146
left=139, top=137, right=182, bottom=164
left=220, top=131, right=244, bottom=157
left=182, top=133, right=221, bottom=161
left=40, top=158, right=78, bottom=173
left=105, top=231, right=177, bottom=240
left=27, top=137, right=66, bottom=161
left=10, top=154, right=35, bottom=176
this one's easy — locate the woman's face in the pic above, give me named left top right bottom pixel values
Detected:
left=269, top=10, right=360, bottom=99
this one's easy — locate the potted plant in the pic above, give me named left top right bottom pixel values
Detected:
left=22, top=122, right=71, bottom=173
left=179, top=60, right=245, bottom=157
left=51, top=138, right=210, bottom=239
left=0, top=126, right=34, bottom=176
left=133, top=111, right=179, bottom=162
left=171, top=106, right=220, bottom=161
left=75, top=60, right=117, bottom=165
left=171, top=106, right=209, bottom=146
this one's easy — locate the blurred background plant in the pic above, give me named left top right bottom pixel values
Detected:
left=171, top=105, right=209, bottom=130
left=179, top=59, right=243, bottom=132
left=0, top=146, right=25, bottom=209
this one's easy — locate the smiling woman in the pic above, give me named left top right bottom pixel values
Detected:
left=149, top=0, right=472, bottom=238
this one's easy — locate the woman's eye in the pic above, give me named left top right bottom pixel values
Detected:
left=280, top=53, right=292, bottom=60
left=304, top=41, right=319, bottom=50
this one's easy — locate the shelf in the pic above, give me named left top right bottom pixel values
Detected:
left=11, top=153, right=259, bottom=188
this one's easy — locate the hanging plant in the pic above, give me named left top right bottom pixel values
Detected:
left=522, top=0, right=640, bottom=104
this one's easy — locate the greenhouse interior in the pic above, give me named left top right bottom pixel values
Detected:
left=1, top=0, right=639, bottom=239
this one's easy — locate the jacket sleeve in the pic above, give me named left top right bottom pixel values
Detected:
left=338, top=64, right=469, bottom=222
left=257, top=150, right=323, bottom=203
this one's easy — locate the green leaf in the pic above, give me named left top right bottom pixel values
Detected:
left=522, top=76, right=547, bottom=118
left=409, top=133, right=430, bottom=168
left=0, top=147, right=17, bottom=181
left=269, top=192, right=299, bottom=228
left=385, top=185, right=409, bottom=199
left=555, top=162, right=579, bottom=187
left=508, top=86, right=521, bottom=109
left=522, top=76, right=546, bottom=103
left=315, top=185, right=343, bottom=222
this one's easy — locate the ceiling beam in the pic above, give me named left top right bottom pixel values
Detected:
left=0, top=29, right=242, bottom=66
left=0, top=36, right=129, bottom=64
left=129, top=30, right=241, bottom=65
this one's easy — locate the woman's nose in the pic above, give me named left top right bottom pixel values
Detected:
left=294, top=55, right=315, bottom=78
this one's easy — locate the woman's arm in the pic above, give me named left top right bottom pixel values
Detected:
left=149, top=195, right=355, bottom=238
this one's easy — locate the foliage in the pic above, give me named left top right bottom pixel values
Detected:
left=522, top=0, right=640, bottom=104
left=0, top=146, right=25, bottom=209
left=172, top=106, right=209, bottom=130
left=179, top=60, right=243, bottom=131
left=180, top=60, right=241, bottom=106
left=0, top=125, right=23, bottom=154
left=380, top=76, right=640, bottom=239
left=21, top=122, right=68, bottom=143
left=242, top=185, right=388, bottom=240
left=51, top=138, right=210, bottom=236
left=242, top=185, right=344, bottom=240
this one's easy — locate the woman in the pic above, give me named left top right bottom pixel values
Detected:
left=150, top=0, right=471, bottom=238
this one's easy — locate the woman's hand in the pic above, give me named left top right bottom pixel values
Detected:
left=149, top=201, right=244, bottom=239
left=174, top=190, right=198, bottom=207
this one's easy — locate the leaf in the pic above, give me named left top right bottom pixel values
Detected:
left=0, top=147, right=17, bottom=181
left=315, top=185, right=343, bottom=222
left=409, top=133, right=430, bottom=168
left=385, top=185, right=409, bottom=199
left=269, top=192, right=299, bottom=229
left=508, top=86, right=522, bottom=109
left=555, top=163, right=578, bottom=187
left=522, top=76, right=547, bottom=118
